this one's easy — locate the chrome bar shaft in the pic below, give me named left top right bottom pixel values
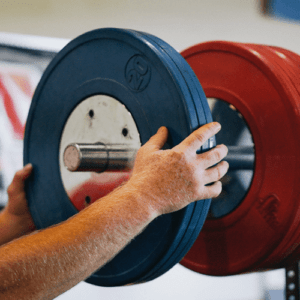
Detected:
left=64, top=143, right=254, bottom=172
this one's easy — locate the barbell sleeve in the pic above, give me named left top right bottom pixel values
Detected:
left=63, top=143, right=137, bottom=172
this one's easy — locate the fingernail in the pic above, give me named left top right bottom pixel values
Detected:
left=158, top=126, right=165, bottom=133
left=213, top=122, right=221, bottom=130
left=24, top=163, right=33, bottom=169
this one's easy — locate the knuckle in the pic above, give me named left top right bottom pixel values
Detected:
left=214, top=149, right=222, bottom=161
left=216, top=161, right=229, bottom=179
left=7, top=184, right=14, bottom=196
left=210, top=145, right=228, bottom=162
left=14, top=170, right=23, bottom=180
left=193, top=131, right=207, bottom=144
left=215, top=165, right=222, bottom=180
left=207, top=148, right=222, bottom=162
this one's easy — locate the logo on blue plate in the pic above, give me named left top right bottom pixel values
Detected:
left=125, top=55, right=151, bottom=92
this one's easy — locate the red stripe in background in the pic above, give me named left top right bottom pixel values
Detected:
left=10, top=74, right=33, bottom=97
left=0, top=76, right=24, bottom=139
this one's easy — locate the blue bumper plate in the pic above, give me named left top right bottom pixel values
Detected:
left=24, top=28, right=213, bottom=286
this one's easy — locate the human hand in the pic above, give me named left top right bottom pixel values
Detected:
left=0, top=164, right=35, bottom=245
left=128, top=122, right=229, bottom=215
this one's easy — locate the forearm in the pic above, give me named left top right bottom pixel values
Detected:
left=0, top=123, right=228, bottom=299
left=0, top=183, right=156, bottom=300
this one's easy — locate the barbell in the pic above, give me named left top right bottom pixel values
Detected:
left=23, top=28, right=300, bottom=286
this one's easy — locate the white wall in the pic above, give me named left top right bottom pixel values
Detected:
left=1, top=0, right=299, bottom=299
left=0, top=0, right=299, bottom=54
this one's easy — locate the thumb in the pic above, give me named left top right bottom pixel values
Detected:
left=7, top=164, right=33, bottom=199
left=145, top=127, right=168, bottom=151
left=21, top=163, right=33, bottom=180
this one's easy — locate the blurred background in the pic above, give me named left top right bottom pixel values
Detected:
left=0, top=0, right=299, bottom=299
left=0, top=0, right=299, bottom=53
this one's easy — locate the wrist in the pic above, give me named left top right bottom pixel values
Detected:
left=124, top=177, right=161, bottom=220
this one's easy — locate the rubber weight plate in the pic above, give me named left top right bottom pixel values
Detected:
left=132, top=31, right=214, bottom=282
left=257, top=47, right=300, bottom=269
left=180, top=41, right=300, bottom=275
left=241, top=44, right=300, bottom=269
left=23, top=28, right=213, bottom=286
